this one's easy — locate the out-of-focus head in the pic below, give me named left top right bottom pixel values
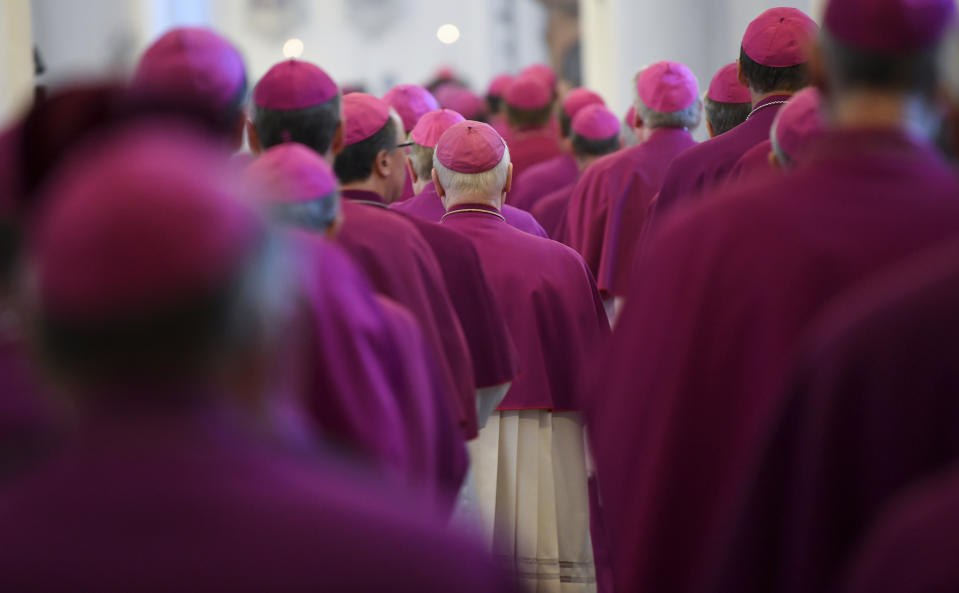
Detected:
left=520, top=63, right=558, bottom=93
left=622, top=105, right=642, bottom=146
left=28, top=124, right=281, bottom=396
left=770, top=87, right=825, bottom=166
left=333, top=93, right=406, bottom=201
left=635, top=61, right=702, bottom=131
left=251, top=60, right=342, bottom=159
left=739, top=7, right=818, bottom=95
left=705, top=62, right=753, bottom=137
left=486, top=74, right=514, bottom=113
left=382, top=84, right=439, bottom=134
left=408, top=108, right=465, bottom=182
left=504, top=75, right=553, bottom=130
left=817, top=0, right=956, bottom=99
left=246, top=142, right=340, bottom=233
left=570, top=104, right=621, bottom=158
left=560, top=88, right=605, bottom=137
left=432, top=120, right=511, bottom=205
left=435, top=84, right=486, bottom=121
left=133, top=27, right=247, bottom=113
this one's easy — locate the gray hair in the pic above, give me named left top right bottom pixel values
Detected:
left=938, top=26, right=959, bottom=103
left=635, top=96, right=702, bottom=130
left=409, top=143, right=435, bottom=181
left=433, top=144, right=511, bottom=198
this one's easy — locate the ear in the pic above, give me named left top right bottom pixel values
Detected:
left=767, top=148, right=782, bottom=171
left=706, top=120, right=717, bottom=138
left=561, top=137, right=574, bottom=154
left=325, top=211, right=344, bottom=238
left=406, top=157, right=419, bottom=184
left=372, top=150, right=392, bottom=179
left=432, top=168, right=445, bottom=197
left=231, top=114, right=246, bottom=151
left=246, top=119, right=262, bottom=154
left=633, top=110, right=643, bottom=129
left=503, top=162, right=514, bottom=194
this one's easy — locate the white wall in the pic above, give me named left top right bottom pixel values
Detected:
left=581, top=0, right=816, bottom=139
left=30, top=0, right=551, bottom=98
left=1, top=1, right=35, bottom=126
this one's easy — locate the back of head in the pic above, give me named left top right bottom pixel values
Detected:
left=820, top=0, right=956, bottom=97
left=252, top=60, right=341, bottom=154
left=739, top=7, right=818, bottom=94
left=433, top=121, right=511, bottom=202
left=435, top=84, right=486, bottom=121
left=704, top=62, right=753, bottom=136
left=570, top=104, right=621, bottom=158
left=486, top=74, right=514, bottom=113
left=29, top=124, right=269, bottom=393
left=133, top=27, right=247, bottom=133
left=504, top=75, right=554, bottom=130
left=333, top=93, right=399, bottom=184
left=634, top=61, right=702, bottom=131
left=246, top=142, right=340, bottom=232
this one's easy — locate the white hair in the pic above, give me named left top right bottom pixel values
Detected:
left=433, top=144, right=511, bottom=198
left=635, top=95, right=702, bottom=130
left=939, top=26, right=959, bottom=102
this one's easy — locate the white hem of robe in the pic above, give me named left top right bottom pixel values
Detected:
left=470, top=409, right=597, bottom=593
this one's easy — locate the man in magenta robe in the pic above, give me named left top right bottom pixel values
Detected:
left=246, top=142, right=468, bottom=507
left=588, top=1, right=959, bottom=592
left=0, top=125, right=516, bottom=592
left=653, top=7, right=818, bottom=222
left=434, top=120, right=610, bottom=591
left=502, top=75, right=562, bottom=179
left=530, top=104, right=622, bottom=242
left=391, top=108, right=547, bottom=236
left=509, top=87, right=605, bottom=211
left=566, top=61, right=699, bottom=301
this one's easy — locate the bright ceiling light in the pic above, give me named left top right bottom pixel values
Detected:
left=437, top=24, right=460, bottom=44
left=282, top=38, right=304, bottom=59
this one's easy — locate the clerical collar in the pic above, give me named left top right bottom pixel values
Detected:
left=442, top=203, right=507, bottom=223
left=340, top=188, right=389, bottom=208
left=746, top=94, right=793, bottom=121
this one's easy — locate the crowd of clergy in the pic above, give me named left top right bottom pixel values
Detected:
left=3, top=0, right=959, bottom=590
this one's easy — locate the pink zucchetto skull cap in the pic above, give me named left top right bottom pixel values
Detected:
left=741, top=7, right=818, bottom=68
left=342, top=93, right=391, bottom=146
left=637, top=61, right=699, bottom=113
left=245, top=143, right=338, bottom=205
left=253, top=60, right=338, bottom=111
left=562, top=88, right=606, bottom=119
left=487, top=74, right=514, bottom=98
left=133, top=27, right=246, bottom=108
left=32, top=124, right=263, bottom=322
left=824, top=0, right=956, bottom=53
left=410, top=109, right=467, bottom=148
left=707, top=63, right=752, bottom=103
left=505, top=75, right=552, bottom=110
left=382, top=84, right=439, bottom=133
left=520, top=63, right=558, bottom=90
left=771, top=87, right=825, bottom=162
left=435, top=121, right=507, bottom=174
left=571, top=104, right=621, bottom=140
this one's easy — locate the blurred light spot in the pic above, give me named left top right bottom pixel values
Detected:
left=283, top=38, right=304, bottom=59
left=437, top=24, right=460, bottom=44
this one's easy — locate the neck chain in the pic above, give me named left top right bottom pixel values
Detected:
left=441, top=208, right=507, bottom=222
left=745, top=100, right=789, bottom=121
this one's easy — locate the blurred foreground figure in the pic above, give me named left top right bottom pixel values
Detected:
left=0, top=125, right=515, bottom=592
left=435, top=121, right=609, bottom=592
left=391, top=108, right=547, bottom=236
left=654, top=7, right=817, bottom=220
left=246, top=143, right=467, bottom=508
left=589, top=0, right=959, bottom=592
left=530, top=104, right=621, bottom=242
